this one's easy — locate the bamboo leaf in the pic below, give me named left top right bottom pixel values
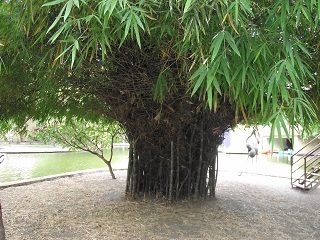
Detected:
left=48, top=24, right=65, bottom=43
left=227, top=14, right=239, bottom=34
left=71, top=43, right=77, bottom=69
left=74, top=0, right=79, bottom=8
left=191, top=67, right=207, bottom=96
left=124, top=12, right=132, bottom=39
left=101, top=38, right=107, bottom=62
left=133, top=21, right=141, bottom=48
left=154, top=74, right=168, bottom=101
left=49, top=20, right=73, bottom=43
left=278, top=78, right=289, bottom=103
left=253, top=44, right=266, bottom=63
left=276, top=60, right=285, bottom=82
left=234, top=2, right=238, bottom=23
left=207, top=85, right=213, bottom=110
left=210, top=32, right=224, bottom=62
left=224, top=31, right=240, bottom=56
left=46, top=4, right=66, bottom=33
left=212, top=77, right=221, bottom=94
left=276, top=116, right=283, bottom=149
left=183, top=18, right=194, bottom=41
left=295, top=41, right=311, bottom=58
left=42, top=0, right=65, bottom=7
left=190, top=65, right=206, bottom=80
left=74, top=39, right=79, bottom=50
left=54, top=44, right=73, bottom=62
left=279, top=115, right=290, bottom=139
left=121, top=10, right=131, bottom=23
left=221, top=60, right=230, bottom=85
left=269, top=122, right=275, bottom=151
left=267, top=74, right=275, bottom=100
left=146, top=14, right=157, bottom=21
left=241, top=64, right=247, bottom=87
left=64, top=0, right=74, bottom=21
left=133, top=12, right=145, bottom=31
left=272, top=87, right=278, bottom=113
left=242, top=0, right=253, bottom=15
left=183, top=0, right=194, bottom=14
left=109, top=0, right=118, bottom=16
left=301, top=6, right=310, bottom=21
left=280, top=2, right=287, bottom=30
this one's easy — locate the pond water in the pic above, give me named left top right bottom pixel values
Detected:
left=0, top=148, right=129, bottom=183
left=0, top=148, right=293, bottom=183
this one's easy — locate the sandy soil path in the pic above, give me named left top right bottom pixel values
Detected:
left=1, top=169, right=320, bottom=240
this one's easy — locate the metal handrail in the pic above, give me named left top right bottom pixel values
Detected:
left=292, top=143, right=320, bottom=174
left=291, top=134, right=320, bottom=189
left=291, top=152, right=320, bottom=189
left=292, top=133, right=320, bottom=158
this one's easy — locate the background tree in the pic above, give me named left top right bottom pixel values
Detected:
left=0, top=203, right=5, bottom=240
left=34, top=118, right=124, bottom=179
left=0, top=0, right=319, bottom=200
left=0, top=155, right=5, bottom=240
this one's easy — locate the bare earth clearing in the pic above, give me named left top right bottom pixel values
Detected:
left=1, top=169, right=320, bottom=240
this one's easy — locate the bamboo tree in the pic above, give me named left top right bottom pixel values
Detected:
left=0, top=0, right=319, bottom=201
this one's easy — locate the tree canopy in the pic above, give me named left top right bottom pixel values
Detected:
left=0, top=0, right=319, bottom=199
left=0, top=0, right=319, bottom=132
left=33, top=118, right=124, bottom=179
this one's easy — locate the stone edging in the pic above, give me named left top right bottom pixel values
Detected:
left=0, top=168, right=127, bottom=190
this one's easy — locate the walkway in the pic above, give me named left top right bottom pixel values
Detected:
left=1, top=170, right=319, bottom=239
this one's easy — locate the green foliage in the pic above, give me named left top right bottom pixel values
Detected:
left=0, top=0, right=319, bottom=143
left=32, top=117, right=124, bottom=179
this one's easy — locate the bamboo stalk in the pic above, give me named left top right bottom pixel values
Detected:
left=137, top=153, right=141, bottom=196
left=210, top=166, right=213, bottom=197
left=210, top=147, right=218, bottom=197
left=188, top=128, right=195, bottom=199
left=200, top=161, right=207, bottom=197
left=169, top=141, right=174, bottom=202
left=206, top=147, right=214, bottom=197
left=214, top=150, right=219, bottom=191
left=126, top=144, right=133, bottom=193
left=175, top=142, right=180, bottom=200
left=148, top=160, right=152, bottom=197
left=165, top=171, right=169, bottom=198
left=158, top=159, right=163, bottom=198
left=132, top=144, right=137, bottom=198
left=194, top=119, right=204, bottom=198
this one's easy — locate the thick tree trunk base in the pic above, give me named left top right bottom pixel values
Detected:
left=125, top=142, right=220, bottom=201
left=123, top=104, right=233, bottom=201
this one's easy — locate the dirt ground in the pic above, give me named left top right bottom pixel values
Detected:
left=1, top=169, right=320, bottom=240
